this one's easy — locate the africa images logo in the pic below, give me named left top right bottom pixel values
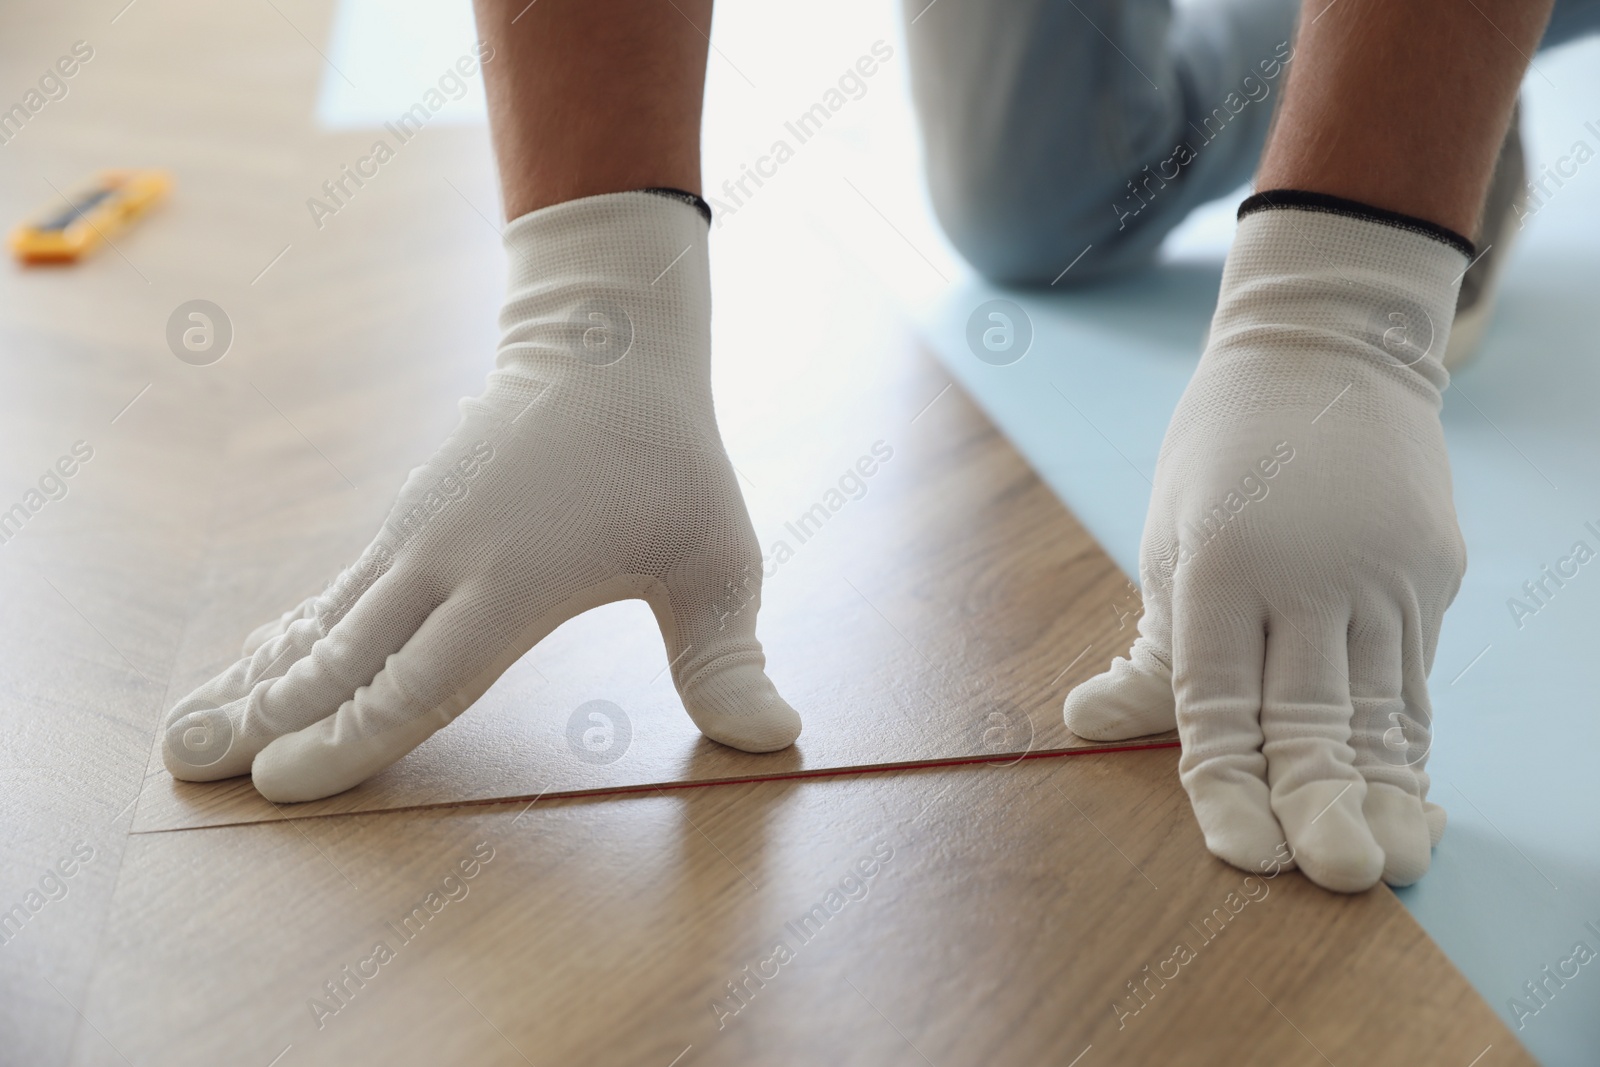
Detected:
left=565, top=700, right=631, bottom=765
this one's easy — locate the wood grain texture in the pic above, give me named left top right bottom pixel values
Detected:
left=0, top=3, right=1529, bottom=1065
left=130, top=316, right=1174, bottom=830
left=115, top=24, right=1173, bottom=831
left=0, top=0, right=1172, bottom=1050
left=0, top=1, right=340, bottom=1059
left=74, top=752, right=1531, bottom=1066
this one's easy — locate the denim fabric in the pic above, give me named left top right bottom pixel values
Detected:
left=903, top=0, right=1597, bottom=284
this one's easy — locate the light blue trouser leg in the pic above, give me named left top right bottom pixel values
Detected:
left=903, top=0, right=1600, bottom=286
left=1546, top=0, right=1600, bottom=47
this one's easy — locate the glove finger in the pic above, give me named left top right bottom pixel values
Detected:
left=1424, top=800, right=1447, bottom=846
left=1170, top=587, right=1285, bottom=876
left=241, top=592, right=318, bottom=657
left=163, top=613, right=327, bottom=781
left=1260, top=603, right=1384, bottom=893
left=252, top=586, right=550, bottom=802
left=163, top=568, right=432, bottom=782
left=1066, top=525, right=1179, bottom=740
left=652, top=549, right=800, bottom=754
left=1348, top=598, right=1436, bottom=886
left=1362, top=786, right=1431, bottom=887
left=240, top=540, right=394, bottom=656
left=1064, top=635, right=1176, bottom=741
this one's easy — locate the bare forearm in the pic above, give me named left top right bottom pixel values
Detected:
left=1257, top=0, right=1553, bottom=236
left=472, top=0, right=712, bottom=219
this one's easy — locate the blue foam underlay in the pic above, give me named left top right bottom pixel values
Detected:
left=907, top=64, right=1600, bottom=1064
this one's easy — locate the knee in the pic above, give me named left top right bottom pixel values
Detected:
left=928, top=163, right=1164, bottom=287
left=901, top=0, right=1185, bottom=285
left=925, top=150, right=1170, bottom=287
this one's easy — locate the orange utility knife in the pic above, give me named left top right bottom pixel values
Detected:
left=9, top=169, right=170, bottom=264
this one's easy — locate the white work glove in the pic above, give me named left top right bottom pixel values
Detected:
left=164, top=191, right=801, bottom=802
left=1065, top=196, right=1468, bottom=892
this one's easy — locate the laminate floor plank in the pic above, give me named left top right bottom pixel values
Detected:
left=0, top=5, right=1527, bottom=1066
left=75, top=753, right=1532, bottom=1066
left=123, top=107, right=1172, bottom=832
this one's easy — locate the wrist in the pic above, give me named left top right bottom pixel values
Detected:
left=497, top=190, right=713, bottom=382
left=1211, top=192, right=1473, bottom=392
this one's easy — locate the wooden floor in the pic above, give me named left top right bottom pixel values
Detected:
left=0, top=1, right=1531, bottom=1064
left=128, top=274, right=1172, bottom=832
left=74, top=753, right=1523, bottom=1067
